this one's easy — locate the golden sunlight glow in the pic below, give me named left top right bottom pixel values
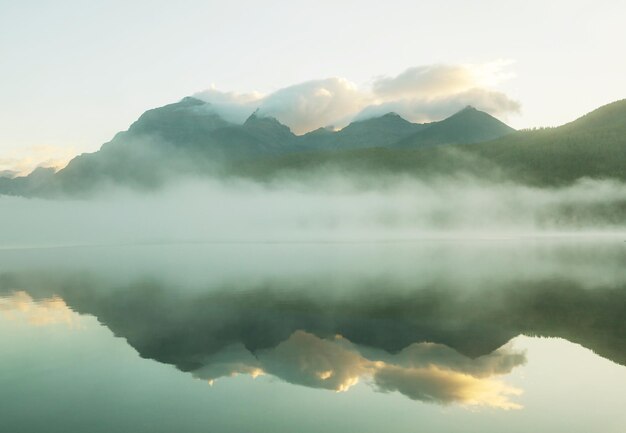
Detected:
left=0, top=291, right=76, bottom=326
left=317, top=370, right=334, bottom=380
left=250, top=368, right=264, bottom=379
left=196, top=331, right=524, bottom=408
left=374, top=364, right=523, bottom=410
left=0, top=145, right=75, bottom=176
left=335, top=376, right=359, bottom=393
left=467, top=59, right=516, bottom=88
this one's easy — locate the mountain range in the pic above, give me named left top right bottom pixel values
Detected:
left=1, top=97, right=625, bottom=197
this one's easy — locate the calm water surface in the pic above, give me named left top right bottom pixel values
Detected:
left=1, top=239, right=625, bottom=432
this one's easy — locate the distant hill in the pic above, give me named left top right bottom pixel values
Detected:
left=299, top=112, right=428, bottom=150
left=0, top=170, right=18, bottom=179
left=38, top=98, right=300, bottom=195
left=1, top=97, right=624, bottom=197
left=394, top=106, right=516, bottom=148
left=464, top=99, right=626, bottom=185
left=237, top=99, right=626, bottom=187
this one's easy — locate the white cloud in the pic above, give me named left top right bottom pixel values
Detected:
left=2, top=62, right=520, bottom=174
left=371, top=61, right=516, bottom=99
left=256, top=78, right=368, bottom=134
left=191, top=61, right=519, bottom=134
left=193, top=86, right=263, bottom=124
left=356, top=61, right=519, bottom=123
left=372, top=64, right=478, bottom=100
left=355, top=88, right=520, bottom=123
left=0, top=145, right=76, bottom=176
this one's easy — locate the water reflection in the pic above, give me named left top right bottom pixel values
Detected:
left=1, top=240, right=625, bottom=410
left=0, top=291, right=75, bottom=326
left=196, top=331, right=524, bottom=409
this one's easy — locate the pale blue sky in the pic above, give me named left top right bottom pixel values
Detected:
left=1, top=0, right=625, bottom=173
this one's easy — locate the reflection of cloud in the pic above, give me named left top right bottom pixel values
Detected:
left=14, top=269, right=626, bottom=409
left=191, top=344, right=264, bottom=385
left=190, top=330, right=524, bottom=408
left=258, top=331, right=367, bottom=392
left=0, top=291, right=75, bottom=326
left=373, top=364, right=522, bottom=410
left=388, top=341, right=526, bottom=378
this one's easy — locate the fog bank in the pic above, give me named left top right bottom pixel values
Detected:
left=0, top=176, right=624, bottom=248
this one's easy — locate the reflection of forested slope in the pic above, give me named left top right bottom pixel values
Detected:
left=1, top=273, right=625, bottom=369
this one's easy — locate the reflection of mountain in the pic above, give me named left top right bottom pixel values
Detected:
left=2, top=271, right=625, bottom=406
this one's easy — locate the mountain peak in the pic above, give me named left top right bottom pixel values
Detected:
left=244, top=111, right=291, bottom=130
left=243, top=111, right=294, bottom=144
left=179, top=96, right=207, bottom=107
left=394, top=106, right=515, bottom=148
left=127, top=97, right=231, bottom=140
left=348, top=111, right=414, bottom=128
left=451, top=105, right=483, bottom=118
left=308, top=126, right=335, bottom=136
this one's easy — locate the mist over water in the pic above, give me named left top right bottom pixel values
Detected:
left=2, top=0, right=626, bottom=429
left=1, top=167, right=625, bottom=431
left=1, top=237, right=625, bottom=420
left=1, top=171, right=625, bottom=432
left=1, top=175, right=624, bottom=248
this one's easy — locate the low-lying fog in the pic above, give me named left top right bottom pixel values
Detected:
left=0, top=175, right=624, bottom=247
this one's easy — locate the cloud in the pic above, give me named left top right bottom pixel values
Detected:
left=355, top=88, right=520, bottom=123
left=0, top=145, right=76, bottom=177
left=357, top=61, right=520, bottom=122
left=191, top=61, right=519, bottom=134
left=0, top=169, right=18, bottom=179
left=256, top=78, right=368, bottom=134
left=371, top=61, right=515, bottom=100
left=193, top=86, right=263, bottom=124
left=371, top=64, right=479, bottom=100
left=2, top=62, right=519, bottom=174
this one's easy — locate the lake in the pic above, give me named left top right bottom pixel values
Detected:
left=1, top=238, right=625, bottom=432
